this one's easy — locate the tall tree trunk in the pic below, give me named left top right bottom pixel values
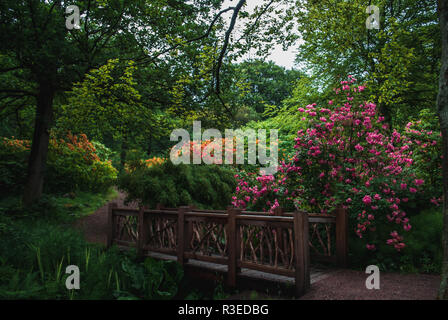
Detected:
left=437, top=0, right=448, bottom=300
left=23, top=81, right=55, bottom=206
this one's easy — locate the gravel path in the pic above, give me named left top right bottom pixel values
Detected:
left=75, top=194, right=441, bottom=300
left=299, top=269, right=440, bottom=300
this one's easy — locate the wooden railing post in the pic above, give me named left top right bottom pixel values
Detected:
left=106, top=203, right=117, bottom=248
left=137, top=206, right=148, bottom=258
left=227, top=206, right=241, bottom=288
left=177, top=206, right=189, bottom=266
left=335, top=206, right=348, bottom=267
left=273, top=207, right=285, bottom=256
left=293, top=210, right=310, bottom=297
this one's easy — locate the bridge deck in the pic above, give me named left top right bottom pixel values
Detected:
left=146, top=251, right=336, bottom=288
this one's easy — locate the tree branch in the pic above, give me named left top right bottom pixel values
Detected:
left=214, top=0, right=246, bottom=95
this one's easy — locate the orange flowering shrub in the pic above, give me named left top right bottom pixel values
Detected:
left=124, top=157, right=166, bottom=173
left=144, top=157, right=165, bottom=168
left=0, top=133, right=117, bottom=195
left=174, top=137, right=279, bottom=165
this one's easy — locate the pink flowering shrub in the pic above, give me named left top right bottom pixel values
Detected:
left=233, top=76, right=440, bottom=252
left=401, top=109, right=442, bottom=208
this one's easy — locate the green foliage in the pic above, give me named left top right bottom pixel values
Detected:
left=294, top=0, right=440, bottom=127
left=401, top=109, right=442, bottom=211
left=230, top=60, right=302, bottom=116
left=0, top=190, right=184, bottom=300
left=119, top=161, right=236, bottom=209
left=0, top=220, right=183, bottom=299
left=0, top=188, right=117, bottom=224
left=350, top=207, right=443, bottom=273
left=56, top=59, right=151, bottom=147
left=0, top=139, right=29, bottom=195
left=0, top=134, right=117, bottom=195
left=91, top=141, right=116, bottom=163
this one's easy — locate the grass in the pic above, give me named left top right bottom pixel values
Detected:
left=50, top=188, right=118, bottom=219
left=0, top=187, right=118, bottom=223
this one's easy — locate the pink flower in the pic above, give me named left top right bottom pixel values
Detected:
left=363, top=195, right=372, bottom=205
left=366, top=244, right=376, bottom=251
left=374, top=194, right=381, bottom=200
left=414, top=179, right=424, bottom=186
left=409, top=187, right=417, bottom=193
left=430, top=198, right=439, bottom=206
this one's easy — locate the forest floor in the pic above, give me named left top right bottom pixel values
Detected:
left=74, top=192, right=441, bottom=300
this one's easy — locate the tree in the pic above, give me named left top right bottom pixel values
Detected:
left=437, top=0, right=448, bottom=300
left=0, top=0, right=298, bottom=205
left=294, top=0, right=440, bottom=127
left=232, top=60, right=302, bottom=116
left=0, top=0, right=145, bottom=205
left=55, top=59, right=152, bottom=166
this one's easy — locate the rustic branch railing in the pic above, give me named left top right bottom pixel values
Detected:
left=107, top=204, right=348, bottom=297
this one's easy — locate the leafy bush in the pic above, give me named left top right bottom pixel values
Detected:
left=233, top=76, right=440, bottom=256
left=400, top=109, right=442, bottom=211
left=0, top=189, right=185, bottom=299
left=349, top=207, right=442, bottom=273
left=399, top=207, right=443, bottom=273
left=91, top=140, right=116, bottom=162
left=0, top=133, right=117, bottom=195
left=119, top=161, right=236, bottom=209
left=0, top=138, right=30, bottom=195
left=0, top=217, right=184, bottom=299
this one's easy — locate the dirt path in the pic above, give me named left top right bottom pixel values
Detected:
left=75, top=195, right=441, bottom=300
left=298, top=269, right=440, bottom=300
left=74, top=191, right=138, bottom=244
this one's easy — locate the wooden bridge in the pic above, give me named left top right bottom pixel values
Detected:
left=106, top=204, right=348, bottom=297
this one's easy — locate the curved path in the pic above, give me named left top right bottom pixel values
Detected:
left=74, top=191, right=137, bottom=244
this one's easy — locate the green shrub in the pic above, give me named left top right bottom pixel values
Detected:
left=118, top=161, right=237, bottom=209
left=0, top=138, right=29, bottom=195
left=0, top=217, right=184, bottom=299
left=400, top=109, right=442, bottom=213
left=349, top=207, right=443, bottom=273
left=0, top=134, right=117, bottom=195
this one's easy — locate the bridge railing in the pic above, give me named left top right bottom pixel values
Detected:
left=106, top=204, right=348, bottom=296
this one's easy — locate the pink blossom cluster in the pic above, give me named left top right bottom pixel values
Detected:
left=233, top=77, right=440, bottom=251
